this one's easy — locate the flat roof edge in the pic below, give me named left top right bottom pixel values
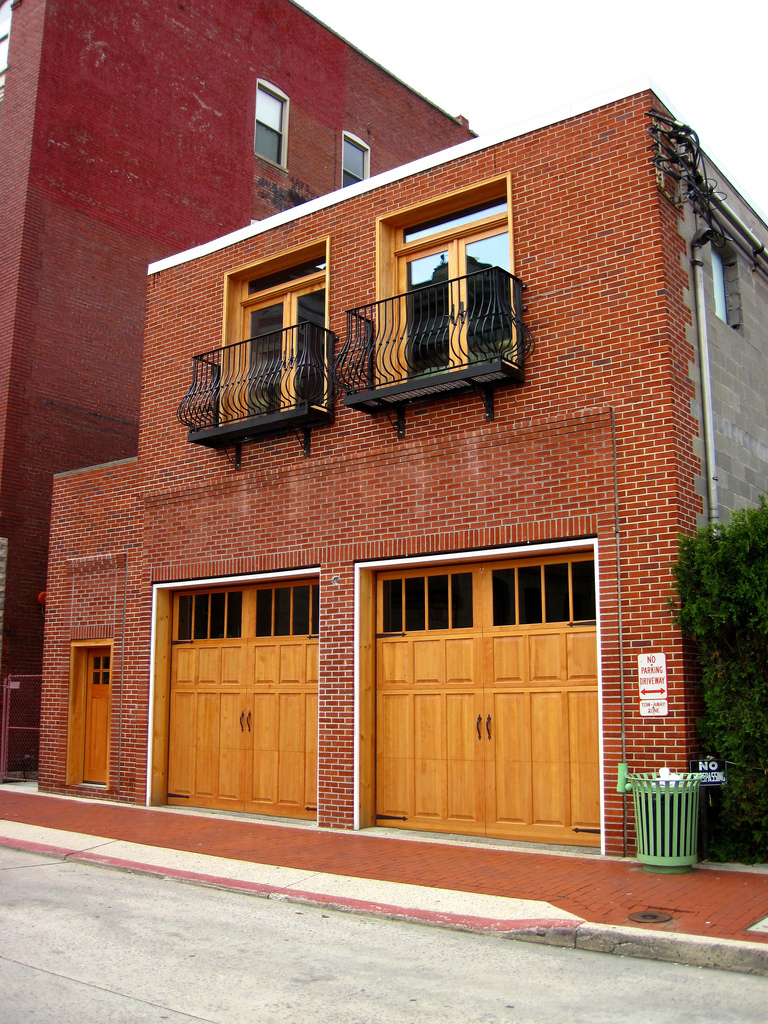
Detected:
left=149, top=78, right=661, bottom=277
left=54, top=456, right=139, bottom=480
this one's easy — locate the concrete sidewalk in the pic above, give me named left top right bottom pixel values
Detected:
left=2, top=783, right=768, bottom=976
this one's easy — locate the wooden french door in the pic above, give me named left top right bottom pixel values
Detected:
left=83, top=647, right=111, bottom=784
left=375, top=555, right=600, bottom=847
left=167, top=583, right=318, bottom=818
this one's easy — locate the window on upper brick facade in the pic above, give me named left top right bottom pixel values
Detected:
left=255, top=81, right=288, bottom=167
left=334, top=175, right=530, bottom=413
left=0, top=0, right=11, bottom=122
left=342, top=133, right=369, bottom=188
left=177, top=240, right=334, bottom=448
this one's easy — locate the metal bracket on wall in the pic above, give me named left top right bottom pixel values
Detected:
left=294, top=427, right=312, bottom=457
left=480, top=387, right=495, bottom=422
left=384, top=406, right=406, bottom=439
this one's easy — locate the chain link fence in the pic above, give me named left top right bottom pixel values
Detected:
left=1, top=675, right=42, bottom=781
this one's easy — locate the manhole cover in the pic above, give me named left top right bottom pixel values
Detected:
left=628, top=910, right=673, bottom=924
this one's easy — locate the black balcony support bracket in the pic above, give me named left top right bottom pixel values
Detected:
left=384, top=406, right=406, bottom=439
left=480, top=386, right=494, bottom=422
left=235, top=443, right=242, bottom=471
left=295, top=426, right=312, bottom=457
left=334, top=267, right=532, bottom=416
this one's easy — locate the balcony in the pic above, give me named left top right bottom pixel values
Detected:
left=177, top=323, right=334, bottom=448
left=334, top=267, right=531, bottom=414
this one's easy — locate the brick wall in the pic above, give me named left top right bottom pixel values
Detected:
left=0, top=0, right=471, bottom=679
left=42, top=91, right=708, bottom=853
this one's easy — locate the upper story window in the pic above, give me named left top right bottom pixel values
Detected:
left=177, top=240, right=335, bottom=448
left=334, top=175, right=531, bottom=416
left=342, top=133, right=370, bottom=188
left=711, top=243, right=742, bottom=328
left=255, top=81, right=288, bottom=167
left=0, top=0, right=12, bottom=120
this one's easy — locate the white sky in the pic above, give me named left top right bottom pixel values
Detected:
left=301, top=0, right=768, bottom=218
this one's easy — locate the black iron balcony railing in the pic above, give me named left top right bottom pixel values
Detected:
left=334, top=267, right=532, bottom=412
left=177, top=322, right=334, bottom=447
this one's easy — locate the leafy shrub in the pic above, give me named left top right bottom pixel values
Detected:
left=672, top=498, right=768, bottom=862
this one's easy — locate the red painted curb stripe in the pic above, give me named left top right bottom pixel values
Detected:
left=0, top=833, right=582, bottom=934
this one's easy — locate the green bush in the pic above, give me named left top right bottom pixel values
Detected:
left=672, top=497, right=768, bottom=863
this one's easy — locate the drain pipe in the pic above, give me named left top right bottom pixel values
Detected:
left=691, top=229, right=719, bottom=524
left=711, top=196, right=768, bottom=278
left=610, top=407, right=628, bottom=856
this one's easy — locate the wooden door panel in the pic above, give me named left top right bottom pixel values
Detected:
left=249, top=692, right=277, bottom=803
left=490, top=635, right=527, bottom=686
left=306, top=644, right=319, bottom=686
left=254, top=644, right=279, bottom=686
left=221, top=645, right=248, bottom=685
left=529, top=692, right=565, bottom=826
left=528, top=634, right=564, bottom=684
left=197, top=647, right=221, bottom=686
left=83, top=692, right=109, bottom=783
left=376, top=691, right=413, bottom=818
left=568, top=690, right=600, bottom=827
left=566, top=632, right=598, bottom=682
left=413, top=693, right=443, bottom=818
left=379, top=640, right=409, bottom=687
left=167, top=691, right=196, bottom=797
left=174, top=647, right=197, bottom=685
left=413, top=639, right=444, bottom=686
left=487, top=691, right=531, bottom=825
left=445, top=638, right=475, bottom=685
left=279, top=644, right=305, bottom=686
left=445, top=693, right=483, bottom=822
left=304, top=693, right=318, bottom=809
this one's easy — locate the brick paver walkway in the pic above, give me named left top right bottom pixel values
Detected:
left=2, top=788, right=767, bottom=944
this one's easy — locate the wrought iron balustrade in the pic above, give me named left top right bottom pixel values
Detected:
left=177, top=322, right=334, bottom=447
left=334, top=267, right=531, bottom=412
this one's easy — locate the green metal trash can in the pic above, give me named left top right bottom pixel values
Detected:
left=617, top=765, right=705, bottom=873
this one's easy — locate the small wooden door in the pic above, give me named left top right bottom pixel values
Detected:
left=83, top=647, right=111, bottom=784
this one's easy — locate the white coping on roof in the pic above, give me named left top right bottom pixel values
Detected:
left=147, top=77, right=764, bottom=277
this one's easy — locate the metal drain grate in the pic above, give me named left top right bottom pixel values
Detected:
left=628, top=910, right=674, bottom=924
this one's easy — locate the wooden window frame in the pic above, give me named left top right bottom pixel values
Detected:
left=375, top=174, right=514, bottom=302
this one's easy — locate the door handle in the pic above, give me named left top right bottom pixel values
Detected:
left=246, top=711, right=252, bottom=732
left=239, top=711, right=244, bottom=732
left=486, top=714, right=492, bottom=740
left=476, top=714, right=482, bottom=740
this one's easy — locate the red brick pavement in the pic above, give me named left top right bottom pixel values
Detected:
left=1, top=789, right=767, bottom=944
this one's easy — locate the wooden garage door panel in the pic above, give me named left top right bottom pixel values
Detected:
left=279, top=644, right=305, bottom=686
left=413, top=693, right=444, bottom=819
left=413, top=639, right=444, bottom=687
left=377, top=692, right=411, bottom=760
left=488, top=692, right=530, bottom=825
left=197, top=647, right=221, bottom=686
left=528, top=634, right=564, bottom=684
left=445, top=693, right=482, bottom=822
left=249, top=692, right=277, bottom=803
left=568, top=690, right=600, bottom=827
left=254, top=645, right=278, bottom=686
left=567, top=632, right=597, bottom=682
left=173, top=647, right=197, bottom=686
left=379, top=641, right=409, bottom=687
left=305, top=693, right=318, bottom=809
left=306, top=644, right=319, bottom=687
left=529, top=692, right=565, bottom=826
left=445, top=638, right=476, bottom=686
left=168, top=691, right=196, bottom=795
left=221, top=645, right=247, bottom=686
left=490, top=635, right=527, bottom=686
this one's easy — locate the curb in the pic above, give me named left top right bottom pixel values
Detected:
left=3, top=833, right=768, bottom=976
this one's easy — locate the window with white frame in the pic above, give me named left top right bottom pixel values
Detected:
left=711, top=243, right=742, bottom=328
left=342, top=132, right=369, bottom=188
left=255, top=81, right=288, bottom=167
left=0, top=0, right=12, bottom=120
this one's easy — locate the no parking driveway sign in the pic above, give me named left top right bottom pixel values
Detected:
left=638, top=653, right=668, bottom=717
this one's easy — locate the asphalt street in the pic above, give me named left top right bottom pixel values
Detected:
left=1, top=847, right=767, bottom=1024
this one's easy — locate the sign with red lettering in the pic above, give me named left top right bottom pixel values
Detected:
left=638, top=653, right=668, bottom=717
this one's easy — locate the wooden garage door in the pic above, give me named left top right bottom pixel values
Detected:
left=375, top=555, right=600, bottom=847
left=167, top=582, right=318, bottom=818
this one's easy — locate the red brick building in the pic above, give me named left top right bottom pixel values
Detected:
left=39, top=85, right=768, bottom=856
left=0, top=0, right=471, bottom=682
